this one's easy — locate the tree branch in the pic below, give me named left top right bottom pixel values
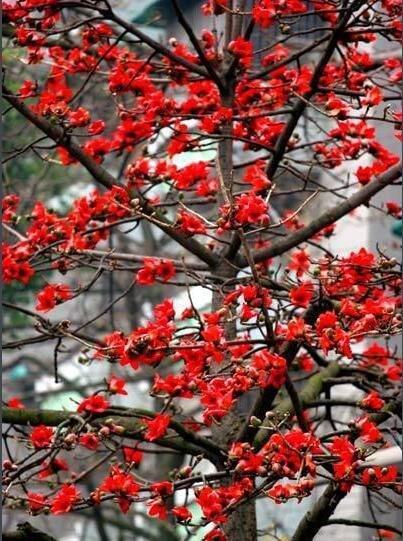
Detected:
left=253, top=361, right=341, bottom=450
left=324, top=519, right=402, bottom=535
left=2, top=406, right=222, bottom=463
left=265, top=0, right=364, bottom=180
left=105, top=10, right=209, bottom=78
left=290, top=394, right=403, bottom=541
left=2, top=85, right=219, bottom=267
left=291, top=482, right=346, bottom=541
left=239, top=162, right=402, bottom=267
left=170, top=0, right=225, bottom=92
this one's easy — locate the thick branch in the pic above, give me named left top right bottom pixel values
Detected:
left=291, top=482, right=346, bottom=541
left=239, top=162, right=402, bottom=267
left=265, top=0, right=364, bottom=180
left=2, top=406, right=221, bottom=462
left=253, top=361, right=341, bottom=450
left=291, top=394, right=402, bottom=541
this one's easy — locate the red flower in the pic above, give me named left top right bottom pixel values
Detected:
left=252, top=2, right=276, bottom=27
left=251, top=350, right=287, bottom=389
left=123, top=446, right=143, bottom=465
left=316, top=311, right=337, bottom=332
left=150, top=481, right=174, bottom=496
left=243, top=162, right=272, bottom=192
left=27, top=492, right=47, bottom=513
left=51, top=485, right=80, bottom=515
left=253, top=0, right=306, bottom=28
left=356, top=165, right=373, bottom=185
left=100, top=466, right=140, bottom=513
left=360, top=391, right=385, bottom=411
left=173, top=161, right=208, bottom=190
left=79, top=433, right=100, bottom=450
left=361, top=465, right=398, bottom=486
left=285, top=317, right=306, bottom=340
left=136, top=258, right=176, bottom=285
left=177, top=210, right=207, bottom=235
left=68, top=107, right=90, bottom=127
left=288, top=249, right=310, bottom=277
left=30, top=425, right=54, bottom=449
left=18, top=80, right=37, bottom=98
left=154, top=299, right=175, bottom=322
left=202, top=0, right=227, bottom=15
left=330, top=436, right=356, bottom=485
left=228, top=37, right=253, bottom=67
left=36, top=283, right=72, bottom=312
left=202, top=325, right=224, bottom=343
left=172, top=506, right=192, bottom=522
left=7, top=397, right=25, bottom=409
left=289, top=283, right=314, bottom=307
left=196, top=486, right=224, bottom=522
left=204, top=528, right=227, bottom=541
left=385, top=201, right=402, bottom=218
left=77, top=394, right=110, bottom=414
left=267, top=483, right=291, bottom=503
left=148, top=498, right=168, bottom=520
left=107, top=375, right=128, bottom=395
left=143, top=414, right=171, bottom=441
left=357, top=416, right=383, bottom=443
left=2, top=194, right=20, bottom=223
left=87, top=120, right=106, bottom=135
left=297, top=354, right=315, bottom=372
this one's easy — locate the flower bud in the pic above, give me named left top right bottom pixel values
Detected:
left=99, top=426, right=111, bottom=438
left=367, top=468, right=376, bottom=478
left=250, top=416, right=262, bottom=427
left=64, top=433, right=77, bottom=446
left=111, top=424, right=125, bottom=435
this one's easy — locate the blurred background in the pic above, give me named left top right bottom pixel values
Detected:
left=2, top=1, right=401, bottom=540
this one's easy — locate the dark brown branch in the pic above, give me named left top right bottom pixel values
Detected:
left=2, top=406, right=222, bottom=462
left=253, top=361, right=341, bottom=449
left=106, top=10, right=209, bottom=78
left=170, top=0, right=225, bottom=92
left=291, top=482, right=346, bottom=541
left=265, top=0, right=364, bottom=180
left=284, top=374, right=309, bottom=432
left=324, top=519, right=402, bottom=535
left=239, top=162, right=402, bottom=267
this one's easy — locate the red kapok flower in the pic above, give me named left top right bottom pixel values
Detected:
left=51, top=484, right=80, bottom=515
left=148, top=498, right=168, bottom=520
left=27, top=492, right=47, bottom=513
left=7, top=397, right=25, bottom=409
left=360, top=391, right=385, bottom=411
left=172, top=506, right=192, bottom=522
left=77, top=394, right=110, bottom=414
left=30, top=425, right=54, bottom=449
left=289, top=283, right=314, bottom=307
left=107, top=375, right=128, bottom=395
left=123, top=446, right=143, bottom=465
left=79, top=433, right=100, bottom=450
left=36, top=283, right=72, bottom=312
left=143, top=413, right=171, bottom=441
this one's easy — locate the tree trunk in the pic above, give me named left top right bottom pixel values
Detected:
left=211, top=262, right=257, bottom=541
